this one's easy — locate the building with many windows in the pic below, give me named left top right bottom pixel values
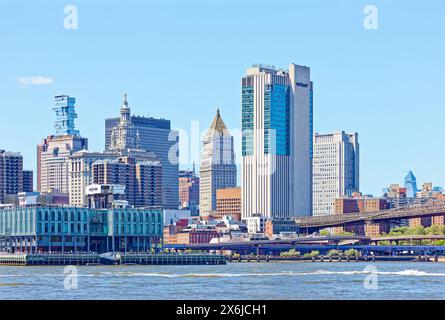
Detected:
left=216, top=187, right=241, bottom=221
left=22, top=170, right=33, bottom=192
left=0, top=150, right=23, bottom=204
left=92, top=156, right=162, bottom=207
left=312, top=131, right=359, bottom=216
left=178, top=168, right=200, bottom=215
left=105, top=94, right=179, bottom=209
left=37, top=95, right=88, bottom=194
left=0, top=205, right=163, bottom=253
left=68, top=151, right=118, bottom=206
left=199, top=109, right=237, bottom=216
left=242, top=64, right=313, bottom=219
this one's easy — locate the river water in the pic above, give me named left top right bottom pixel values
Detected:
left=0, top=262, right=444, bottom=300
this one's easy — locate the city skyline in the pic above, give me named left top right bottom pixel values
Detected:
left=0, top=0, right=444, bottom=197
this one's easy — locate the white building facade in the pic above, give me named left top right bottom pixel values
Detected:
left=199, top=109, right=237, bottom=216
left=68, top=150, right=118, bottom=206
left=312, top=131, right=359, bottom=216
left=241, top=64, right=313, bottom=220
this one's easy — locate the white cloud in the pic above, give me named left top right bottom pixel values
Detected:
left=18, top=76, right=54, bottom=87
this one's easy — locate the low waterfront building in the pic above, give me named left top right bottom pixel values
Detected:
left=0, top=205, right=163, bottom=253
left=162, top=209, right=193, bottom=226
left=246, top=214, right=267, bottom=234
left=265, top=219, right=299, bottom=238
left=4, top=190, right=69, bottom=207
left=163, top=224, right=219, bottom=245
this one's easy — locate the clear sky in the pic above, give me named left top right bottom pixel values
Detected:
left=0, top=0, right=443, bottom=196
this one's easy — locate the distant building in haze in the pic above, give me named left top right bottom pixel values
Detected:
left=404, top=170, right=418, bottom=198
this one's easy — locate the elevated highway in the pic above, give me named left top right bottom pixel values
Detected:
left=295, top=203, right=445, bottom=229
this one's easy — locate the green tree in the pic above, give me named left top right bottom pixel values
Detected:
left=344, top=249, right=359, bottom=257
left=310, top=250, right=320, bottom=257
left=327, top=249, right=342, bottom=257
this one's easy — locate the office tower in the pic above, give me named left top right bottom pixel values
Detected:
left=241, top=64, right=313, bottom=219
left=105, top=94, right=179, bottom=209
left=216, top=187, right=241, bottom=221
left=92, top=156, right=162, bottom=207
left=37, top=96, right=88, bottom=194
left=199, top=109, right=237, bottom=216
left=53, top=95, right=79, bottom=135
left=36, top=135, right=53, bottom=191
left=179, top=167, right=200, bottom=215
left=312, top=131, right=359, bottom=216
left=404, top=170, right=418, bottom=198
left=22, top=170, right=33, bottom=192
left=68, top=150, right=119, bottom=206
left=0, top=150, right=23, bottom=203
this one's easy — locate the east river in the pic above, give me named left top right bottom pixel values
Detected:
left=0, top=262, right=444, bottom=300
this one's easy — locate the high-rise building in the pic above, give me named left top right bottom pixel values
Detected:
left=0, top=150, right=23, bottom=204
left=312, top=131, right=359, bottom=216
left=37, top=135, right=53, bottom=191
left=22, top=170, right=33, bottom=192
left=242, top=64, right=313, bottom=219
left=37, top=96, right=88, bottom=194
left=68, top=150, right=118, bottom=206
left=92, top=156, right=162, bottom=207
left=53, top=95, right=79, bottom=136
left=199, top=109, right=237, bottom=216
left=179, top=167, right=200, bottom=215
left=105, top=95, right=179, bottom=209
left=404, top=170, right=418, bottom=198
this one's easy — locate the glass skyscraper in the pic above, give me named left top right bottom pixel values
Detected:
left=52, top=95, right=79, bottom=136
left=242, top=64, right=313, bottom=219
left=404, top=170, right=418, bottom=198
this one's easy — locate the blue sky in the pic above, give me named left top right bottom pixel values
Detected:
left=0, top=0, right=443, bottom=195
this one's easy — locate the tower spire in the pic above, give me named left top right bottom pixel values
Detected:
left=122, top=93, right=128, bottom=108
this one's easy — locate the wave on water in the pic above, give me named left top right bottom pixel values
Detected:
left=0, top=269, right=444, bottom=278
left=89, top=269, right=445, bottom=278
